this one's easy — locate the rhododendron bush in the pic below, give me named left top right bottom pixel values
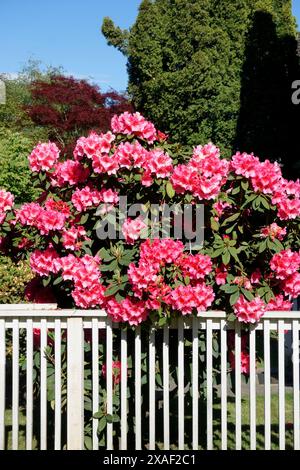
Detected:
left=0, top=111, right=300, bottom=327
left=1, top=111, right=300, bottom=448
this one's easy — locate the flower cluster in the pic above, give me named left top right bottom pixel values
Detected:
left=16, top=202, right=67, bottom=235
left=111, top=112, right=157, bottom=143
left=0, top=190, right=14, bottom=224
left=29, top=142, right=60, bottom=172
left=171, top=144, right=229, bottom=200
left=128, top=239, right=214, bottom=316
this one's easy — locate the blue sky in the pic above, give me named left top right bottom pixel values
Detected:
left=0, top=0, right=299, bottom=92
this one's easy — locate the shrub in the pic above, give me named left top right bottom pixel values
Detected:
left=0, top=255, right=33, bottom=304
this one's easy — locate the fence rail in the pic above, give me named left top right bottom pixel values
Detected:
left=0, top=304, right=299, bottom=451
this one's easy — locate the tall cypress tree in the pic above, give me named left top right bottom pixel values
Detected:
left=102, top=0, right=298, bottom=175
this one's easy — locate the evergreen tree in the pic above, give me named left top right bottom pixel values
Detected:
left=102, top=0, right=298, bottom=174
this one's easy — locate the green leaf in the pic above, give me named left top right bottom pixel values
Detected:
left=53, top=276, right=62, bottom=286
left=222, top=284, right=239, bottom=294
left=227, top=312, right=237, bottom=322
left=104, top=284, right=122, bottom=296
left=258, top=240, right=267, bottom=253
left=241, top=180, right=249, bottom=191
left=210, top=217, right=219, bottom=231
left=222, top=212, right=240, bottom=226
left=230, top=291, right=240, bottom=305
left=98, top=416, right=107, bottom=433
left=166, top=182, right=175, bottom=199
left=80, top=213, right=89, bottom=225
left=260, top=196, right=270, bottom=210
left=241, top=288, right=254, bottom=301
left=211, top=247, right=224, bottom=258
left=231, top=186, right=240, bottom=195
left=222, top=251, right=230, bottom=265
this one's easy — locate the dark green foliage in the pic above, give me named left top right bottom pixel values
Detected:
left=102, top=0, right=299, bottom=175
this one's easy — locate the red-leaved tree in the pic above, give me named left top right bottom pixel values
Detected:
left=25, top=75, right=133, bottom=153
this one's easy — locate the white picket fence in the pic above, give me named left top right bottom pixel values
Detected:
left=0, top=304, right=300, bottom=451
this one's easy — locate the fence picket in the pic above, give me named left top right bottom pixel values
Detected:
left=54, top=319, right=61, bottom=450
left=249, top=325, right=256, bottom=450
left=264, top=319, right=271, bottom=450
left=106, top=318, right=113, bottom=450
left=12, top=319, right=19, bottom=450
left=92, top=318, right=99, bottom=450
left=40, top=319, right=47, bottom=450
left=293, top=320, right=300, bottom=450
left=278, top=320, right=285, bottom=450
left=220, top=319, right=227, bottom=450
left=178, top=318, right=185, bottom=450
left=120, top=328, right=128, bottom=450
left=0, top=320, right=5, bottom=450
left=149, top=328, right=155, bottom=450
left=135, top=326, right=142, bottom=450
left=192, top=317, right=199, bottom=450
left=163, top=326, right=170, bottom=450
left=235, top=321, right=242, bottom=450
left=206, top=319, right=213, bottom=450
left=26, top=319, right=33, bottom=450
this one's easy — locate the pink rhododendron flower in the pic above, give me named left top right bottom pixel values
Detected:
left=261, top=223, right=287, bottom=240
left=92, top=153, right=119, bottom=175
left=62, top=226, right=87, bottom=251
left=145, top=149, right=173, bottom=178
left=171, top=152, right=229, bottom=201
left=178, top=254, right=212, bottom=280
left=282, top=273, right=300, bottom=299
left=102, top=361, right=122, bottom=386
left=165, top=284, right=215, bottom=315
left=122, top=217, right=147, bottom=244
left=30, top=248, right=61, bottom=277
left=234, top=296, right=266, bottom=323
left=250, top=269, right=262, bottom=285
left=72, top=282, right=106, bottom=308
left=51, top=160, right=89, bottom=187
left=192, top=143, right=220, bottom=161
left=37, top=209, right=67, bottom=235
left=106, top=297, right=149, bottom=326
left=29, top=142, right=60, bottom=172
left=250, top=160, right=282, bottom=195
left=215, top=264, right=228, bottom=285
left=111, top=112, right=157, bottom=144
left=276, top=197, right=300, bottom=220
left=139, top=239, right=185, bottom=267
left=0, top=190, right=14, bottom=212
left=128, top=262, right=159, bottom=290
left=73, top=131, right=115, bottom=160
left=71, top=186, right=103, bottom=212
left=229, top=350, right=250, bottom=375
left=213, top=200, right=231, bottom=217
left=114, top=141, right=148, bottom=169
left=15, top=203, right=67, bottom=235
left=45, top=199, right=71, bottom=217
left=270, top=249, right=300, bottom=280
left=230, top=152, right=260, bottom=178
left=15, top=203, right=42, bottom=227
left=267, top=295, right=293, bottom=311
left=59, top=254, right=79, bottom=281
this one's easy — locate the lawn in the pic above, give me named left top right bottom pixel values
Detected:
left=4, top=393, right=295, bottom=450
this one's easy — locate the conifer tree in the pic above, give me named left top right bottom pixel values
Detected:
left=102, top=0, right=298, bottom=174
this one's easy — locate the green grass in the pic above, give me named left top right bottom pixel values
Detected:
left=212, top=392, right=294, bottom=450
left=4, top=409, right=38, bottom=450
left=5, top=394, right=295, bottom=450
